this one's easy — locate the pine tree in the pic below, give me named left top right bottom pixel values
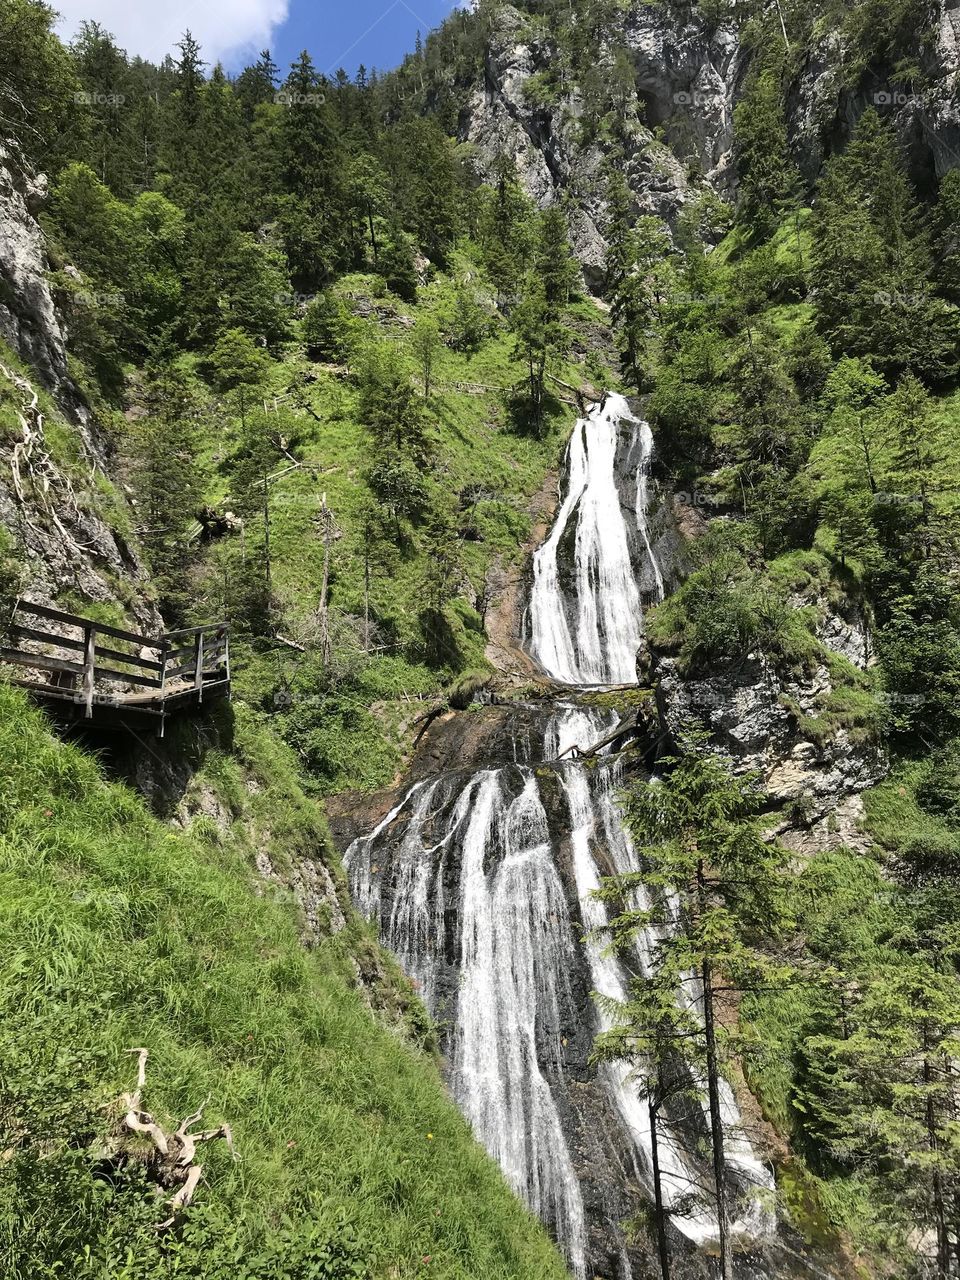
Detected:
left=733, top=68, right=799, bottom=238
left=359, top=346, right=431, bottom=540
left=207, top=327, right=269, bottom=426
left=811, top=111, right=958, bottom=381
left=302, top=292, right=352, bottom=363
left=607, top=214, right=671, bottom=390
left=411, top=315, right=442, bottom=399
left=379, top=222, right=419, bottom=302
left=69, top=22, right=137, bottom=196
left=795, top=963, right=960, bottom=1277
left=510, top=277, right=566, bottom=437
left=274, top=52, right=345, bottom=290
left=234, top=49, right=279, bottom=120
left=537, top=206, right=578, bottom=311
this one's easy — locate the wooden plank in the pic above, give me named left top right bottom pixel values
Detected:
left=17, top=602, right=157, bottom=649
left=163, top=623, right=228, bottom=642
left=166, top=638, right=225, bottom=663
left=163, top=662, right=198, bottom=682
left=7, top=677, right=83, bottom=701
left=9, top=624, right=85, bottom=652
left=7, top=629, right=160, bottom=674
left=1, top=648, right=86, bottom=677
left=94, top=643, right=163, bottom=673
left=94, top=665, right=163, bottom=689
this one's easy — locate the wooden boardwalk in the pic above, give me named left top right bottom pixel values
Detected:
left=2, top=603, right=230, bottom=734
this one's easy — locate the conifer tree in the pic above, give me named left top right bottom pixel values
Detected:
left=733, top=68, right=799, bottom=237
left=537, top=206, right=578, bottom=311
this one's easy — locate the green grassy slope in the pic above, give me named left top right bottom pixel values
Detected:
left=0, top=684, right=568, bottom=1280
left=182, top=264, right=612, bottom=793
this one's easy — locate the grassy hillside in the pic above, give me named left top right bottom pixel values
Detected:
left=0, top=684, right=569, bottom=1280
left=151, top=263, right=612, bottom=794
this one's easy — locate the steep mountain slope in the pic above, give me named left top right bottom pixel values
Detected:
left=1, top=1, right=959, bottom=1278
left=407, top=0, right=960, bottom=276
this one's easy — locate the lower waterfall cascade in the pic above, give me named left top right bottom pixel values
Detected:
left=345, top=396, right=777, bottom=1277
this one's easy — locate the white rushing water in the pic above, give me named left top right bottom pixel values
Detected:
left=346, top=395, right=775, bottom=1275
left=346, top=766, right=588, bottom=1279
left=528, top=394, right=664, bottom=685
left=552, top=705, right=775, bottom=1247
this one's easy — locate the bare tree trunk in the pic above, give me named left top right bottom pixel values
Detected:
left=858, top=416, right=878, bottom=494
left=699, top=860, right=732, bottom=1280
left=363, top=524, right=371, bottom=653
left=262, top=473, right=272, bottom=628
left=318, top=495, right=333, bottom=668
left=649, top=1084, right=671, bottom=1280
left=923, top=1022, right=950, bottom=1279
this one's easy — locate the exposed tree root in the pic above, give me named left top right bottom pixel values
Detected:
left=121, top=1047, right=237, bottom=1228
left=0, top=359, right=92, bottom=557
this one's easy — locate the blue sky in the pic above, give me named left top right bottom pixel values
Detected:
left=267, top=0, right=457, bottom=78
left=54, top=0, right=459, bottom=77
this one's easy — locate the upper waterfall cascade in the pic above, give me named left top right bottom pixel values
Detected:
left=345, top=397, right=775, bottom=1277
left=527, top=393, right=664, bottom=686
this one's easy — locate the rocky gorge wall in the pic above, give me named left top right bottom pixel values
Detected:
left=456, top=0, right=960, bottom=282
left=0, top=142, right=160, bottom=632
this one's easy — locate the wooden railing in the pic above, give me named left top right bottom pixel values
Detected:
left=2, top=603, right=229, bottom=719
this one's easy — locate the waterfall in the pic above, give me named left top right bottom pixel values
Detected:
left=346, top=764, right=588, bottom=1278
left=345, top=396, right=775, bottom=1275
left=528, top=394, right=664, bottom=686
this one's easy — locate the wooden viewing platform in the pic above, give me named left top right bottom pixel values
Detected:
left=2, top=603, right=230, bottom=735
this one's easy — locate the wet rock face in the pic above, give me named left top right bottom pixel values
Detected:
left=335, top=701, right=839, bottom=1280
left=521, top=396, right=683, bottom=686
left=339, top=703, right=722, bottom=1280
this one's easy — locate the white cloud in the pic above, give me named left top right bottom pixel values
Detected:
left=54, top=0, right=289, bottom=66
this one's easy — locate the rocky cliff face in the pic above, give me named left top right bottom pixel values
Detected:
left=458, top=0, right=960, bottom=281
left=0, top=143, right=159, bottom=632
left=0, top=142, right=70, bottom=396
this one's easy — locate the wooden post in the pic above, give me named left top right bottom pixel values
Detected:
left=156, top=640, right=169, bottom=738
left=194, top=630, right=204, bottom=703
left=82, top=624, right=96, bottom=719
left=223, top=628, right=231, bottom=684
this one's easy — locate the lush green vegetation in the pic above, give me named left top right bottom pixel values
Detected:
left=589, top=4, right=960, bottom=1268
left=2, top=0, right=960, bottom=1274
left=0, top=684, right=569, bottom=1280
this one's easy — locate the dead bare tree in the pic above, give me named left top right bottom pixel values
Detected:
left=121, top=1047, right=237, bottom=1228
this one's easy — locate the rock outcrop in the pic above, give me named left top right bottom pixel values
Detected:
left=0, top=142, right=69, bottom=396
left=653, top=587, right=885, bottom=853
